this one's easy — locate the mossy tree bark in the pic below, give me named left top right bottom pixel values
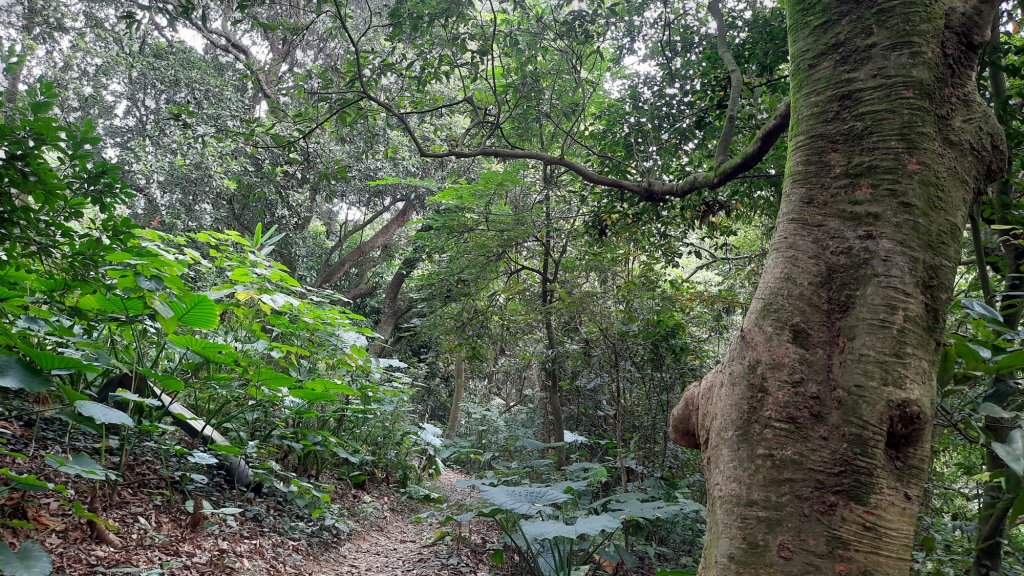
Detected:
left=670, top=1, right=1005, bottom=574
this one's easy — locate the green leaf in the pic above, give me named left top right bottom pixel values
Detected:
left=936, top=346, right=955, bottom=387
left=953, top=340, right=985, bottom=370
left=479, top=485, right=572, bottom=515
left=0, top=469, right=67, bottom=494
left=169, top=292, right=219, bottom=330
left=599, top=494, right=704, bottom=519
left=306, top=378, right=357, bottom=395
left=74, top=401, right=134, bottom=427
left=251, top=367, right=295, bottom=388
left=167, top=334, right=236, bottom=364
left=994, top=350, right=1024, bottom=373
left=519, top=514, right=621, bottom=541
left=151, top=298, right=175, bottom=319
left=58, top=384, right=89, bottom=403
left=0, top=540, right=53, bottom=576
left=109, top=390, right=162, bottom=407
left=979, top=403, right=1017, bottom=419
left=45, top=452, right=118, bottom=481
left=208, top=444, right=242, bottom=456
left=961, top=298, right=1004, bottom=325
left=137, top=369, right=185, bottom=393
left=70, top=501, right=117, bottom=530
left=20, top=348, right=100, bottom=374
left=992, top=428, right=1024, bottom=477
left=0, top=354, right=53, bottom=392
left=77, top=294, right=147, bottom=316
left=290, top=389, right=335, bottom=403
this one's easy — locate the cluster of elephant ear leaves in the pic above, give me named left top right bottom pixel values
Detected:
left=440, top=475, right=703, bottom=576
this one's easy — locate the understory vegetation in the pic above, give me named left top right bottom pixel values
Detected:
left=0, top=1, right=1023, bottom=575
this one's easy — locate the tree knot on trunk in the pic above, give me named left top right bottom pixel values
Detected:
left=669, top=379, right=704, bottom=450
left=885, top=400, right=927, bottom=466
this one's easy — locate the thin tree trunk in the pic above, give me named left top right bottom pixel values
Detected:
left=973, top=10, right=1022, bottom=574
left=539, top=181, right=567, bottom=469
left=445, top=353, right=466, bottom=439
left=3, top=0, right=38, bottom=110
left=670, top=1, right=1004, bottom=573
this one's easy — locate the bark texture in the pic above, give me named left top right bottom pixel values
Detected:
left=316, top=202, right=415, bottom=288
left=670, top=1, right=1005, bottom=574
left=445, top=354, right=466, bottom=439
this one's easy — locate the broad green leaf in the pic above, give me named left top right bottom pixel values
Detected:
left=489, top=549, right=504, bottom=566
left=479, top=485, right=572, bottom=515
left=45, top=452, right=118, bottom=480
left=962, top=298, right=1004, bottom=324
left=58, top=384, right=88, bottom=403
left=992, top=429, right=1024, bottom=477
left=167, top=334, right=236, bottom=364
left=519, top=514, right=621, bottom=541
left=0, top=469, right=67, bottom=493
left=605, top=496, right=704, bottom=519
left=20, top=348, right=100, bottom=374
left=0, top=540, right=52, bottom=576
left=306, top=378, right=357, bottom=395
left=979, top=403, right=1017, bottom=419
left=187, top=450, right=218, bottom=465
left=150, top=298, right=175, bottom=319
left=953, top=340, right=985, bottom=371
left=137, top=369, right=185, bottom=393
left=0, top=354, right=53, bottom=392
left=109, top=390, right=162, bottom=407
left=169, top=292, right=219, bottom=330
left=251, top=367, right=294, bottom=388
left=290, top=389, right=335, bottom=403
left=74, top=401, right=134, bottom=427
left=77, top=294, right=147, bottom=316
left=994, top=349, right=1024, bottom=373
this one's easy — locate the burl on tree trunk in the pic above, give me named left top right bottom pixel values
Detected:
left=670, top=1, right=1005, bottom=574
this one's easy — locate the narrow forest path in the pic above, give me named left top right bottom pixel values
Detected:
left=301, top=469, right=498, bottom=576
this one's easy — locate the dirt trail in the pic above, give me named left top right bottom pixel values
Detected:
left=303, top=469, right=496, bottom=576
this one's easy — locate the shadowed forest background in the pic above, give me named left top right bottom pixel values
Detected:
left=0, top=1, right=1023, bottom=575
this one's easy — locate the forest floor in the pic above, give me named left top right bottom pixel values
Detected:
left=0, top=405, right=502, bottom=576
left=299, top=469, right=500, bottom=576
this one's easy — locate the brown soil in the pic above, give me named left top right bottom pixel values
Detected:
left=301, top=469, right=500, bottom=576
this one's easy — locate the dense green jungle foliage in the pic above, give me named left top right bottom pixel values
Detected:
left=0, top=1, right=1023, bottom=575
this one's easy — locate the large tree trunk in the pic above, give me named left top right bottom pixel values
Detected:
left=670, top=1, right=1004, bottom=574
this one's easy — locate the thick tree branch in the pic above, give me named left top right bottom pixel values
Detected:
left=332, top=3, right=789, bottom=203
left=315, top=201, right=416, bottom=287
left=708, top=0, right=743, bottom=167
left=368, top=249, right=425, bottom=355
